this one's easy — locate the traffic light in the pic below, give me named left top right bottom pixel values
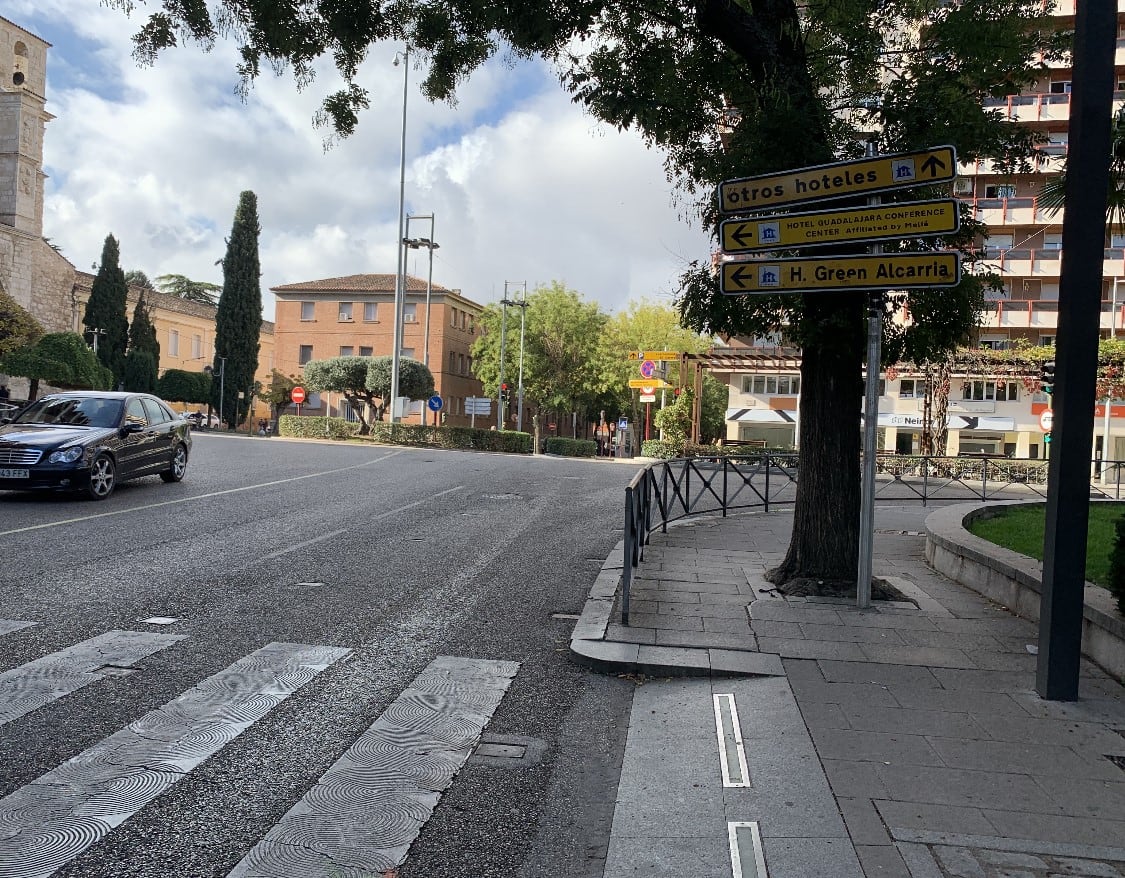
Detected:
left=500, top=382, right=509, bottom=402
left=1040, top=360, right=1056, bottom=395
left=1044, top=432, right=1052, bottom=445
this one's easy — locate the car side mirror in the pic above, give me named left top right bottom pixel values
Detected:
left=0, top=417, right=11, bottom=426
left=120, top=422, right=144, bottom=436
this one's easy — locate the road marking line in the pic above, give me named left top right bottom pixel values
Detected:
left=0, top=630, right=185, bottom=727
left=259, top=486, right=465, bottom=561
left=0, top=453, right=404, bottom=538
left=0, top=619, right=37, bottom=637
left=0, top=641, right=350, bottom=878
left=713, top=693, right=751, bottom=787
left=228, top=655, right=519, bottom=878
left=728, top=821, right=769, bottom=878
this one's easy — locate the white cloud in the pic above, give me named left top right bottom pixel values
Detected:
left=17, top=1, right=712, bottom=318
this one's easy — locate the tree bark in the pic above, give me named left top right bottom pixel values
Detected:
left=768, top=293, right=865, bottom=585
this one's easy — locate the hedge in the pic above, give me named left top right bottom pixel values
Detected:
left=367, top=422, right=533, bottom=454
left=277, top=415, right=361, bottom=440
left=543, top=437, right=596, bottom=457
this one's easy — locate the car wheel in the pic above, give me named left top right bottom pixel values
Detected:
left=85, top=454, right=116, bottom=500
left=161, top=443, right=189, bottom=483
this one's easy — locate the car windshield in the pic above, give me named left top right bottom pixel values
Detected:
left=14, top=397, right=123, bottom=429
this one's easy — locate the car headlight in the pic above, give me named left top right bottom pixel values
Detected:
left=47, top=446, right=85, bottom=464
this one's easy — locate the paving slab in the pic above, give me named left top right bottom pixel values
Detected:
left=573, top=510, right=1125, bottom=878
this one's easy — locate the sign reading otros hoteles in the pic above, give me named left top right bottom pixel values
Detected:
left=718, top=146, right=957, bottom=215
left=720, top=252, right=961, bottom=295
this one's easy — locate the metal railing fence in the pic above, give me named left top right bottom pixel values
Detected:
left=620, top=453, right=1125, bottom=624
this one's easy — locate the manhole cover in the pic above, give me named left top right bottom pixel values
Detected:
left=475, top=743, right=527, bottom=759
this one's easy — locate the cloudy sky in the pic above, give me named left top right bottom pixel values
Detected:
left=12, top=1, right=713, bottom=321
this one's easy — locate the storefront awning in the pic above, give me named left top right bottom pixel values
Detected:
left=873, top=413, right=1016, bottom=431
left=725, top=408, right=796, bottom=423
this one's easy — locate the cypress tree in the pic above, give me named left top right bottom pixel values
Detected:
left=213, top=191, right=263, bottom=427
left=83, top=235, right=130, bottom=388
left=124, top=291, right=161, bottom=392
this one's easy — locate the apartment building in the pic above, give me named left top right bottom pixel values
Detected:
left=709, top=1, right=1125, bottom=459
left=270, top=273, right=485, bottom=426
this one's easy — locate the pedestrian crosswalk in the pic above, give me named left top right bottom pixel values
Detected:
left=0, top=620, right=520, bottom=878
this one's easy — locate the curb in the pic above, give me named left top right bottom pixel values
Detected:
left=568, top=539, right=785, bottom=679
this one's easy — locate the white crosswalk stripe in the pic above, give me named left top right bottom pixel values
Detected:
left=0, top=641, right=350, bottom=878
left=228, top=655, right=519, bottom=878
left=0, top=619, right=37, bottom=638
left=0, top=630, right=185, bottom=727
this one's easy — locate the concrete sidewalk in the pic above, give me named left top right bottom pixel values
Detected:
left=572, top=506, right=1125, bottom=878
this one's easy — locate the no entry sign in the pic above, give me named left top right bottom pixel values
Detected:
left=291, top=386, right=306, bottom=404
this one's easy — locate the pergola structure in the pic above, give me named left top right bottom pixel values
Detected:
left=682, top=346, right=803, bottom=443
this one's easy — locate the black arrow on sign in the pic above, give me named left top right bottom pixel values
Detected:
left=729, top=265, right=754, bottom=288
left=920, top=153, right=947, bottom=178
left=729, top=224, right=754, bottom=248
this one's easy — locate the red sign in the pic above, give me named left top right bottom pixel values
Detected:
left=291, top=386, right=306, bottom=404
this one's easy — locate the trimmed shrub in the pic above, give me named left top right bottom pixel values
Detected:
left=366, top=422, right=533, bottom=454
left=1107, top=515, right=1125, bottom=616
left=641, top=439, right=678, bottom=459
left=543, top=437, right=596, bottom=457
left=278, top=415, right=361, bottom=440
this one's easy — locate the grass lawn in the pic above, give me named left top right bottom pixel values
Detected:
left=967, top=502, right=1124, bottom=588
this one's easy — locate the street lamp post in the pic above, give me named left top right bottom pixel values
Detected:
left=497, top=292, right=509, bottom=430
left=205, top=357, right=226, bottom=428
left=403, top=215, right=439, bottom=367
left=390, top=46, right=410, bottom=424
left=504, top=281, right=529, bottom=431
left=1102, top=276, right=1120, bottom=481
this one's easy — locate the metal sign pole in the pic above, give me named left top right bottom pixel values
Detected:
left=857, top=141, right=883, bottom=609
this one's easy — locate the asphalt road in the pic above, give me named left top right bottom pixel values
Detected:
left=0, top=433, right=643, bottom=878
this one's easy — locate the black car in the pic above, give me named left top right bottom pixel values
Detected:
left=0, top=392, right=192, bottom=500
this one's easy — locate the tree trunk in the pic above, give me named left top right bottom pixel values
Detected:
left=768, top=293, right=865, bottom=586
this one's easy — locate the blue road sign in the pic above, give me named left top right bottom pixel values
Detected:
left=617, top=418, right=628, bottom=432
left=640, top=360, right=656, bottom=378
left=427, top=395, right=443, bottom=412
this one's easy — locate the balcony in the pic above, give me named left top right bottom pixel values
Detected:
left=979, top=299, right=1125, bottom=334
left=969, top=197, right=1045, bottom=226
left=984, top=92, right=1072, bottom=123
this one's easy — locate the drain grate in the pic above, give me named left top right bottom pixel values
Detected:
left=713, top=694, right=751, bottom=788
left=551, top=613, right=581, bottom=621
left=469, top=733, right=546, bottom=768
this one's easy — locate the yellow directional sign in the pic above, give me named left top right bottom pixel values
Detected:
left=718, top=146, right=957, bottom=215
left=629, top=378, right=671, bottom=389
left=642, top=351, right=680, bottom=361
left=720, top=252, right=961, bottom=295
left=719, top=200, right=959, bottom=254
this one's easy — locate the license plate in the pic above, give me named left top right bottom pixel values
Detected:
left=0, top=468, right=29, bottom=478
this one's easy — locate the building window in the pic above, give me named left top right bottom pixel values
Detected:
left=468, top=315, right=474, bottom=334
left=359, top=346, right=373, bottom=357
left=338, top=302, right=353, bottom=321
left=984, top=185, right=1017, bottom=199
left=962, top=380, right=1019, bottom=401
left=744, top=374, right=800, bottom=394
left=1043, top=233, right=1062, bottom=250
left=1050, top=80, right=1071, bottom=94
left=169, top=329, right=179, bottom=357
left=191, top=335, right=202, bottom=359
left=299, top=345, right=313, bottom=365
left=1039, top=335, right=1055, bottom=347
left=403, top=303, right=417, bottom=323
left=340, top=346, right=354, bottom=356
left=449, top=351, right=456, bottom=372
left=300, top=301, right=315, bottom=321
left=401, top=348, right=414, bottom=359
left=459, top=353, right=465, bottom=375
left=900, top=379, right=922, bottom=399
left=363, top=302, right=377, bottom=321
left=451, top=307, right=458, bottom=327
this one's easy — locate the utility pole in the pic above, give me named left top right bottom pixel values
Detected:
left=499, top=281, right=529, bottom=431
left=497, top=288, right=510, bottom=430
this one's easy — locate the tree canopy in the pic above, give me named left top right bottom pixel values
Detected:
left=0, top=287, right=43, bottom=362
left=1, top=332, right=113, bottom=399
left=156, top=368, right=212, bottom=404
left=83, top=234, right=130, bottom=388
left=155, top=273, right=223, bottom=305
left=114, top=0, right=1067, bottom=587
left=213, top=191, right=263, bottom=427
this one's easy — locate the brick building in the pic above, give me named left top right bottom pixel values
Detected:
left=271, top=274, right=485, bottom=426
